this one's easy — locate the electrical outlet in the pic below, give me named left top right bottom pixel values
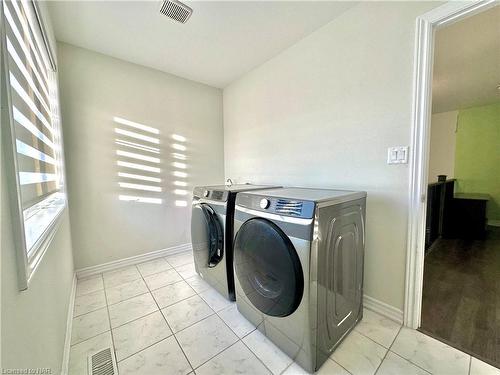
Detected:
left=387, top=146, right=408, bottom=164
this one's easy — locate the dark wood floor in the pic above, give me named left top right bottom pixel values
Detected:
left=420, top=227, right=500, bottom=368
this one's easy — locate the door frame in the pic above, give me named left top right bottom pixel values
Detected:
left=404, top=0, right=498, bottom=329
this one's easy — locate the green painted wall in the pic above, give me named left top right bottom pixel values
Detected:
left=454, top=102, right=500, bottom=222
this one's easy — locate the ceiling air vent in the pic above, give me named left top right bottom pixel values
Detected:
left=160, top=0, right=193, bottom=24
left=87, top=348, right=117, bottom=375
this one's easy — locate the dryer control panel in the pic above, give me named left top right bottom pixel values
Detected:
left=237, top=194, right=315, bottom=219
left=193, top=187, right=229, bottom=202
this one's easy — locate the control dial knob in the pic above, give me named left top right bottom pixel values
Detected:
left=259, top=198, right=270, bottom=209
left=203, top=190, right=209, bottom=198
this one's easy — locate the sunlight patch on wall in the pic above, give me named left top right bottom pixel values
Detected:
left=172, top=162, right=186, bottom=169
left=172, top=152, right=186, bottom=160
left=171, top=134, right=189, bottom=207
left=173, top=170, right=187, bottom=178
left=119, top=195, right=162, bottom=204
left=114, top=116, right=160, bottom=134
left=114, top=117, right=163, bottom=204
left=172, top=134, right=186, bottom=142
left=172, top=143, right=186, bottom=151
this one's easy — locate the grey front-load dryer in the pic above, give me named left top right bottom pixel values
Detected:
left=191, top=184, right=281, bottom=301
left=233, top=187, right=366, bottom=372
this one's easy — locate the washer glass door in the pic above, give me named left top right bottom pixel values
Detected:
left=191, top=203, right=224, bottom=268
left=234, top=218, right=303, bottom=317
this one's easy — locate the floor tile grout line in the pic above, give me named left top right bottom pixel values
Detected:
left=392, top=327, right=477, bottom=374
left=171, top=309, right=217, bottom=335
left=72, top=295, right=107, bottom=318
left=154, top=289, right=198, bottom=310
left=96, top=255, right=193, bottom=292
left=213, top=304, right=257, bottom=340
left=74, top=283, right=105, bottom=298
left=189, top=337, right=242, bottom=372
left=245, top=320, right=293, bottom=375
left=103, top=256, right=192, bottom=288
left=70, top=328, right=112, bottom=348
left=136, top=256, right=172, bottom=275
left=116, top=333, right=175, bottom=364
left=138, top=263, right=196, bottom=373
left=239, top=335, right=277, bottom=375
left=386, top=351, right=433, bottom=375
left=210, top=306, right=266, bottom=371
left=328, top=357, right=353, bottom=375
left=163, top=253, right=194, bottom=269
left=109, top=309, right=162, bottom=332
left=107, top=289, right=150, bottom=308
left=386, top=326, right=438, bottom=375
left=73, top=286, right=106, bottom=300
left=75, top=251, right=191, bottom=285
left=144, top=267, right=185, bottom=291
left=100, top=272, right=120, bottom=364
left=352, top=326, right=399, bottom=351
left=468, top=356, right=472, bottom=375
left=106, top=295, right=158, bottom=329
left=372, top=342, right=390, bottom=375
left=279, top=360, right=294, bottom=375
left=373, top=324, right=402, bottom=375
left=70, top=275, right=110, bottom=347
left=388, top=325, right=403, bottom=351
left=189, top=276, right=283, bottom=374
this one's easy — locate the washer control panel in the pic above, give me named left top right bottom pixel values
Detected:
left=237, top=194, right=315, bottom=219
left=193, top=187, right=228, bottom=202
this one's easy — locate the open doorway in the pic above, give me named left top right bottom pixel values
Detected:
left=417, top=4, right=500, bottom=367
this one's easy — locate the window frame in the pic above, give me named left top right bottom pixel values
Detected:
left=1, top=0, right=66, bottom=290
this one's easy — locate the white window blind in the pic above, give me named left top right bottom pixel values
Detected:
left=2, top=0, right=65, bottom=286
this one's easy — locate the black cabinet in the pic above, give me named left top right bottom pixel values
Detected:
left=445, top=193, right=489, bottom=240
left=426, top=180, right=490, bottom=248
left=425, top=180, right=455, bottom=251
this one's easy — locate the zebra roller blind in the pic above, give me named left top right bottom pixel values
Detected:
left=2, top=0, right=66, bottom=278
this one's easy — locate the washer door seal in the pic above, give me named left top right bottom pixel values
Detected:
left=200, top=203, right=224, bottom=268
left=234, top=218, right=303, bottom=317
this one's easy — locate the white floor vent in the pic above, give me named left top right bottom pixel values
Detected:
left=87, top=348, right=117, bottom=375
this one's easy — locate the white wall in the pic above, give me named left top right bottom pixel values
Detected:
left=58, top=44, right=224, bottom=269
left=224, top=1, right=440, bottom=311
left=428, top=111, right=457, bottom=183
left=1, top=3, right=75, bottom=372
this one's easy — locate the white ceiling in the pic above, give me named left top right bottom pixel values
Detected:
left=432, top=5, right=500, bottom=113
left=47, top=1, right=357, bottom=88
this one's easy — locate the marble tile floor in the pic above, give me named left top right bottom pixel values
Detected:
left=69, top=251, right=500, bottom=375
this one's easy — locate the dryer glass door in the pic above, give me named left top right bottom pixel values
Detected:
left=191, top=203, right=224, bottom=268
left=234, top=218, right=303, bottom=317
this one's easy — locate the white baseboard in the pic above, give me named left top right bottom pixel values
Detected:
left=61, top=273, right=77, bottom=375
left=364, top=295, right=404, bottom=324
left=488, top=220, right=500, bottom=227
left=75, top=243, right=192, bottom=279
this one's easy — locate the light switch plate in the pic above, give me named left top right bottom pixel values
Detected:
left=387, top=146, right=409, bottom=164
